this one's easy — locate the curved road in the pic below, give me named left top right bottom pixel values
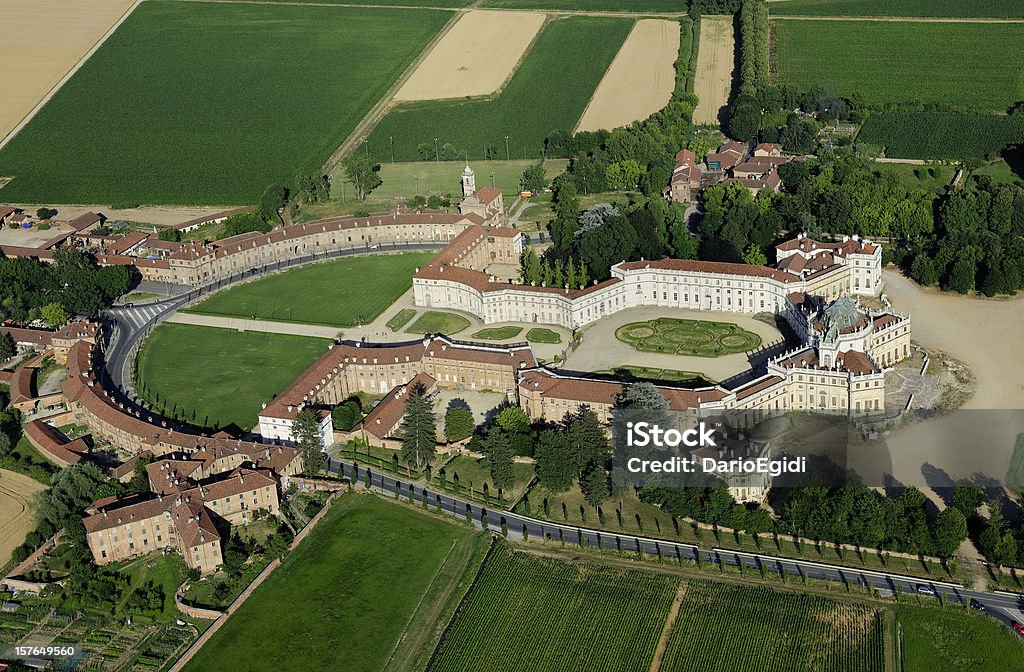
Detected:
left=328, top=458, right=1024, bottom=631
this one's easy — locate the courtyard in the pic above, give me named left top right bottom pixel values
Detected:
left=566, top=306, right=785, bottom=383
left=615, top=317, right=761, bottom=357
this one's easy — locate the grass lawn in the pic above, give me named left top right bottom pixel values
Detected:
left=183, top=494, right=488, bottom=672
left=769, top=0, right=1024, bottom=17
left=773, top=20, right=1024, bottom=110
left=872, top=162, right=957, bottom=192
left=136, top=324, right=329, bottom=431
left=186, top=253, right=433, bottom=327
left=897, top=604, right=1023, bottom=671
left=406, top=311, right=471, bottom=335
left=616, top=318, right=760, bottom=356
left=336, top=159, right=570, bottom=200
left=471, top=326, right=523, bottom=340
left=435, top=454, right=534, bottom=503
left=974, top=157, right=1024, bottom=187
left=526, top=327, right=561, bottom=344
left=386, top=308, right=417, bottom=331
left=0, top=2, right=451, bottom=204
left=365, top=17, right=632, bottom=162
left=117, top=553, right=189, bottom=620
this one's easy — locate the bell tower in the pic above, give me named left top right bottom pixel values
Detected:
left=461, top=162, right=476, bottom=198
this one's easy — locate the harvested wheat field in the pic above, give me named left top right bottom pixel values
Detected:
left=575, top=19, right=680, bottom=132
left=395, top=10, right=546, bottom=102
left=0, top=0, right=138, bottom=145
left=0, top=469, right=46, bottom=566
left=692, top=15, right=735, bottom=125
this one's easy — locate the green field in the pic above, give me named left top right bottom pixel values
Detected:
left=344, top=159, right=570, bottom=200
left=435, top=454, right=534, bottom=502
left=480, top=0, right=687, bottom=11
left=858, top=111, right=1024, bottom=160
left=661, top=582, right=887, bottom=671
left=770, top=0, right=1024, bottom=17
left=365, top=17, right=632, bottom=162
left=406, top=311, right=471, bottom=334
left=428, top=545, right=678, bottom=672
left=773, top=20, right=1024, bottom=110
left=0, top=2, right=450, bottom=204
left=526, top=327, right=562, bottom=344
left=615, top=318, right=761, bottom=356
left=872, top=162, right=957, bottom=192
left=136, top=324, right=329, bottom=431
left=471, top=326, right=523, bottom=340
left=897, top=604, right=1023, bottom=672
left=387, top=308, right=418, bottom=331
left=186, top=253, right=434, bottom=327
left=184, top=494, right=487, bottom=672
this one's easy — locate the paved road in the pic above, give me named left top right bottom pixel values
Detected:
left=326, top=457, right=1024, bottom=631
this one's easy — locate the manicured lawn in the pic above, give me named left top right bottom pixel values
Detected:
left=186, top=253, right=434, bottom=327
left=897, top=604, right=1023, bottom=672
left=406, top=311, right=471, bottom=335
left=386, top=308, right=417, bottom=331
left=769, top=0, right=1024, bottom=17
left=773, top=20, right=1024, bottom=110
left=615, top=318, right=760, bottom=356
left=136, top=324, right=329, bottom=431
left=365, top=17, right=632, bottom=162
left=183, top=494, right=486, bottom=672
left=471, top=326, right=523, bottom=340
left=526, top=327, right=561, bottom=344
left=0, top=2, right=451, bottom=204
left=340, top=159, right=570, bottom=200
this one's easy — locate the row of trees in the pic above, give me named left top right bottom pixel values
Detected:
left=0, top=247, right=132, bottom=324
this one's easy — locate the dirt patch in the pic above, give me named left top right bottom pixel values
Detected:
left=649, top=583, right=687, bottom=672
left=575, top=19, right=681, bottom=132
left=883, top=269, right=1024, bottom=409
left=0, top=0, right=138, bottom=144
left=394, top=10, right=546, bottom=102
left=0, top=469, right=47, bottom=566
left=692, top=15, right=735, bottom=125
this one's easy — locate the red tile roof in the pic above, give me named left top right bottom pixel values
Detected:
left=360, top=372, right=437, bottom=439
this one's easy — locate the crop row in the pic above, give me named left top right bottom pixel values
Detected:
left=428, top=547, right=678, bottom=672
left=858, top=111, right=1024, bottom=161
left=658, top=582, right=886, bottom=672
